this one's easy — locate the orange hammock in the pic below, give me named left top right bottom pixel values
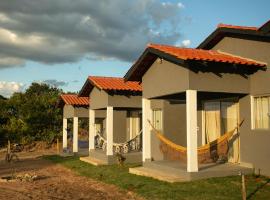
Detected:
left=148, top=119, right=244, bottom=164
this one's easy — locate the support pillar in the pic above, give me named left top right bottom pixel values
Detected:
left=89, top=109, right=96, bottom=151
left=186, top=90, right=198, bottom=172
left=106, top=106, right=113, bottom=156
left=73, top=116, right=78, bottom=153
left=62, top=118, right=68, bottom=151
left=142, top=98, right=152, bottom=162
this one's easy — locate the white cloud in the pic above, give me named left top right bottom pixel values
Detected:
left=177, top=2, right=185, bottom=8
left=181, top=39, right=191, bottom=47
left=175, top=39, right=191, bottom=47
left=0, top=81, right=24, bottom=97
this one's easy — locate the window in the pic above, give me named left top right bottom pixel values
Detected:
left=127, top=111, right=141, bottom=139
left=203, top=100, right=238, bottom=143
left=253, top=96, right=270, bottom=129
left=153, top=109, right=163, bottom=130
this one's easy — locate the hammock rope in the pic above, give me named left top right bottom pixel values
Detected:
left=147, top=119, right=244, bottom=163
left=95, top=130, right=142, bottom=153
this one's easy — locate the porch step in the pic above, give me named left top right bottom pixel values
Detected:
left=132, top=161, right=253, bottom=182
left=80, top=156, right=107, bottom=166
left=143, top=161, right=190, bottom=179
left=129, top=166, right=186, bottom=183
left=89, top=149, right=108, bottom=161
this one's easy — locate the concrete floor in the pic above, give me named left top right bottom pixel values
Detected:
left=80, top=149, right=142, bottom=166
left=129, top=160, right=253, bottom=182
left=60, top=148, right=89, bottom=157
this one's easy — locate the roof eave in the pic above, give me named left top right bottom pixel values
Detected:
left=124, top=48, right=150, bottom=81
left=78, top=78, right=95, bottom=97
left=124, top=47, right=186, bottom=81
left=197, top=27, right=270, bottom=50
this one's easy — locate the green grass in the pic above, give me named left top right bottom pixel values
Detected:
left=44, top=155, right=270, bottom=200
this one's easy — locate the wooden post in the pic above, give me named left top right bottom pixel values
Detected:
left=241, top=173, right=247, bottom=200
left=7, top=140, right=10, bottom=154
left=57, top=138, right=60, bottom=154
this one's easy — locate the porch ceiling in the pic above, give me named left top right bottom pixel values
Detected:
left=151, top=91, right=246, bottom=101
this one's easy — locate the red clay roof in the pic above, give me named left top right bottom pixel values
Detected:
left=60, top=94, right=89, bottom=106
left=217, top=23, right=258, bottom=31
left=198, top=20, right=270, bottom=49
left=88, top=76, right=142, bottom=92
left=148, top=43, right=265, bottom=67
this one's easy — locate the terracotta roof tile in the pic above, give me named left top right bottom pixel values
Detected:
left=88, top=76, right=142, bottom=92
left=198, top=20, right=270, bottom=49
left=217, top=23, right=258, bottom=31
left=148, top=43, right=266, bottom=67
left=60, top=94, right=89, bottom=106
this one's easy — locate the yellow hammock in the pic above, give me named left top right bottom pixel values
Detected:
left=148, top=119, right=244, bottom=164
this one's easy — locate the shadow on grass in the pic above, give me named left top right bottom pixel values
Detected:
left=247, top=178, right=270, bottom=199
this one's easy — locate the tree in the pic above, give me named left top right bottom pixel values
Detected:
left=0, top=82, right=63, bottom=145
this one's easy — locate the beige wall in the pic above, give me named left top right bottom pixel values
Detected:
left=189, top=70, right=249, bottom=94
left=74, top=107, right=89, bottom=118
left=90, top=86, right=141, bottom=109
left=212, top=37, right=270, bottom=95
left=142, top=57, right=249, bottom=100
left=239, top=95, right=270, bottom=175
left=90, top=85, right=142, bottom=144
left=149, top=99, right=203, bottom=161
left=213, top=36, right=270, bottom=176
left=150, top=100, right=189, bottom=161
left=142, top=59, right=189, bottom=98
left=101, top=110, right=140, bottom=143
left=113, top=110, right=128, bottom=143
left=63, top=105, right=88, bottom=118
left=63, top=105, right=74, bottom=118
left=108, top=95, right=141, bottom=108
left=90, top=87, right=109, bottom=110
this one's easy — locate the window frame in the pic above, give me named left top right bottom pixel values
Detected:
left=152, top=109, right=163, bottom=131
left=251, top=95, right=270, bottom=130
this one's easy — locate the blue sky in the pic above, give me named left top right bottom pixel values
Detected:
left=0, top=0, right=269, bottom=97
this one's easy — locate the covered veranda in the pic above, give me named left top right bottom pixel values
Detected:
left=125, top=43, right=265, bottom=181
left=58, top=94, right=89, bottom=156
left=78, top=76, right=143, bottom=165
left=130, top=91, right=252, bottom=182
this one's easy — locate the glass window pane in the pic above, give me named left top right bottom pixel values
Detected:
left=153, top=110, right=162, bottom=130
left=254, top=96, right=270, bottom=129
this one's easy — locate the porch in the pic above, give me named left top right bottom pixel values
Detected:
left=130, top=160, right=253, bottom=182
left=81, top=149, right=142, bottom=165
left=131, top=90, right=252, bottom=181
left=81, top=107, right=143, bottom=165
left=58, top=94, right=89, bottom=156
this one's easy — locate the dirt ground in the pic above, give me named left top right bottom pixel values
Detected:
left=0, top=152, right=142, bottom=200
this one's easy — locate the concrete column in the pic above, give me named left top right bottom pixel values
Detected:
left=89, top=109, right=96, bottom=151
left=73, top=116, right=79, bottom=153
left=106, top=106, right=113, bottom=156
left=62, top=118, right=68, bottom=151
left=186, top=90, right=198, bottom=172
left=142, top=98, right=152, bottom=162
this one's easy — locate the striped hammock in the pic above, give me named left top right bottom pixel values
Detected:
left=148, top=119, right=243, bottom=163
